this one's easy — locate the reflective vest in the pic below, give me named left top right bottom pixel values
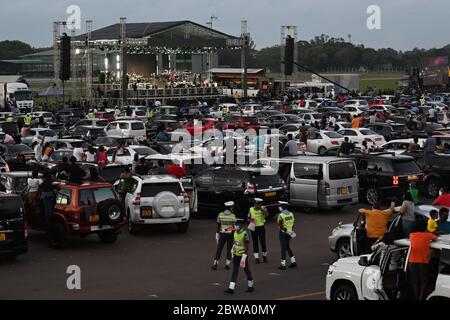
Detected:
left=218, top=211, right=237, bottom=234
left=249, top=207, right=266, bottom=227
left=233, top=230, right=247, bottom=257
left=24, top=116, right=31, bottom=126
left=147, top=110, right=153, bottom=119
left=88, top=112, right=94, bottom=119
left=6, top=116, right=13, bottom=123
left=278, top=211, right=295, bottom=232
left=223, top=106, right=229, bottom=115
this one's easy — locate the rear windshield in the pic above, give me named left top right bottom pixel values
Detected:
left=100, top=166, right=128, bottom=182
left=251, top=173, right=283, bottom=188
left=7, top=144, right=33, bottom=153
left=329, top=162, right=357, bottom=180
left=324, top=132, right=344, bottom=139
left=141, top=183, right=183, bottom=197
left=133, top=147, right=158, bottom=156
left=131, top=123, right=145, bottom=130
left=392, top=125, right=408, bottom=132
left=390, top=161, right=421, bottom=174
left=93, top=188, right=116, bottom=203
left=360, top=130, right=377, bottom=136
left=0, top=197, right=22, bottom=218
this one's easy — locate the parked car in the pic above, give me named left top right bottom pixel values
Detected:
left=338, top=128, right=386, bottom=148
left=105, top=120, right=146, bottom=139
left=0, top=143, right=34, bottom=162
left=306, top=131, right=345, bottom=155
left=21, top=128, right=58, bottom=147
left=106, top=145, right=159, bottom=165
left=242, top=104, right=264, bottom=116
left=365, top=122, right=412, bottom=141
left=347, top=153, right=423, bottom=205
left=380, top=139, right=425, bottom=155
left=116, top=175, right=191, bottom=234
left=70, top=119, right=110, bottom=130
left=29, top=182, right=126, bottom=248
left=262, top=114, right=302, bottom=128
left=0, top=193, right=28, bottom=259
left=194, top=166, right=287, bottom=217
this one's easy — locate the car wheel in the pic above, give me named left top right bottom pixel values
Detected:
left=176, top=221, right=190, bottom=233
left=332, top=283, right=358, bottom=301
left=365, top=188, right=380, bottom=205
left=336, top=238, right=352, bottom=259
left=318, top=146, right=327, bottom=155
left=98, top=199, right=125, bottom=225
left=98, top=230, right=119, bottom=244
left=426, top=179, right=441, bottom=198
left=48, top=221, right=69, bottom=249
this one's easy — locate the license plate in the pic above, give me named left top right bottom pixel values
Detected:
left=89, top=215, right=100, bottom=223
left=265, top=192, right=277, bottom=198
left=408, top=176, right=418, bottom=181
left=0, top=233, right=5, bottom=241
left=401, top=133, right=408, bottom=136
left=339, top=187, right=349, bottom=195
left=141, top=209, right=153, bottom=218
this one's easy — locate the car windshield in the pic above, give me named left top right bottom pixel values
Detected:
left=6, top=144, right=33, bottom=154
left=329, top=162, right=357, bottom=180
left=0, top=197, right=23, bottom=218
left=285, top=115, right=301, bottom=121
left=360, top=130, right=377, bottom=136
left=390, top=160, right=421, bottom=174
left=94, top=137, right=118, bottom=147
left=141, top=183, right=183, bottom=197
left=324, top=132, right=344, bottom=139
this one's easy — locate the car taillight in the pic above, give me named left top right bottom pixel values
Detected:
left=183, top=192, right=190, bottom=203
left=24, top=220, right=28, bottom=239
left=393, top=176, right=399, bottom=186
left=246, top=182, right=255, bottom=194
left=325, top=182, right=331, bottom=196
left=331, top=140, right=339, bottom=145
left=133, top=193, right=141, bottom=205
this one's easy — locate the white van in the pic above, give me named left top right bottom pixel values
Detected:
left=105, top=120, right=146, bottom=139
left=260, top=156, right=359, bottom=210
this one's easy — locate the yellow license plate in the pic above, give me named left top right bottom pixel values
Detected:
left=0, top=233, right=5, bottom=241
left=141, top=209, right=153, bottom=218
left=265, top=192, right=277, bottom=198
left=408, top=176, right=418, bottom=181
left=340, top=187, right=349, bottom=195
left=89, top=215, right=100, bottom=223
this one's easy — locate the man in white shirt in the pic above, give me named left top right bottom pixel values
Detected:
left=428, top=107, right=437, bottom=123
left=329, top=115, right=337, bottom=127
left=73, top=146, right=85, bottom=162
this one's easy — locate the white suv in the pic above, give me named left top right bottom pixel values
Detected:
left=118, top=175, right=190, bottom=234
left=326, top=236, right=450, bottom=300
left=105, top=120, right=146, bottom=139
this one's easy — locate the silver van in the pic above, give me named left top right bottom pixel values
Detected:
left=261, top=156, right=359, bottom=210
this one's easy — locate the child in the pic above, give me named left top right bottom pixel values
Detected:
left=428, top=210, right=438, bottom=234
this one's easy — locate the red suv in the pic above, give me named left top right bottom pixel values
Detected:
left=28, top=182, right=126, bottom=248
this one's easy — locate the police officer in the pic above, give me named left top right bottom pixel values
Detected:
left=212, top=201, right=237, bottom=271
left=24, top=114, right=31, bottom=127
left=6, top=114, right=14, bottom=123
left=146, top=107, right=153, bottom=123
left=277, top=201, right=297, bottom=270
left=87, top=109, right=95, bottom=119
left=247, top=198, right=269, bottom=264
left=224, top=218, right=254, bottom=295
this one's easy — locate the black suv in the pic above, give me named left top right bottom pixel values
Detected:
left=194, top=166, right=287, bottom=217
left=365, top=123, right=412, bottom=141
left=0, top=193, right=28, bottom=259
left=402, top=152, right=450, bottom=198
left=347, top=153, right=424, bottom=205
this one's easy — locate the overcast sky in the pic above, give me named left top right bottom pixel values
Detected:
left=1, top=0, right=449, bottom=50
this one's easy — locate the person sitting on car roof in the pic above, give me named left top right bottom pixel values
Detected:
left=67, top=156, right=85, bottom=184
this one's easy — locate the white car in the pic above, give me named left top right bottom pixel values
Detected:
left=209, top=104, right=239, bottom=118
left=307, top=130, right=345, bottom=155
left=116, top=110, right=147, bottom=122
left=298, top=113, right=323, bottom=125
left=242, top=104, right=264, bottom=116
left=120, top=175, right=191, bottom=234
left=106, top=145, right=159, bottom=165
left=326, top=236, right=450, bottom=300
left=105, top=120, right=146, bottom=139
left=303, top=100, right=319, bottom=110
left=344, top=100, right=369, bottom=107
left=380, top=139, right=426, bottom=155
left=342, top=106, right=369, bottom=118
left=338, top=128, right=386, bottom=147
left=49, top=139, right=91, bottom=151
left=22, top=128, right=58, bottom=147
left=70, top=119, right=110, bottom=130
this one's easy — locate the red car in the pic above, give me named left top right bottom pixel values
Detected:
left=183, top=118, right=219, bottom=136
left=218, top=115, right=261, bottom=131
left=95, top=111, right=116, bottom=122
left=28, top=182, right=126, bottom=248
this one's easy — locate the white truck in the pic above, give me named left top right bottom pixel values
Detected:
left=0, top=82, right=34, bottom=112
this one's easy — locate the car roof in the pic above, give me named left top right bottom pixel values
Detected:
left=56, top=181, right=112, bottom=189
left=267, top=156, right=354, bottom=164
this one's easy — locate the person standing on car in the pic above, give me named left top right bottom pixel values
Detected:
left=224, top=218, right=254, bottom=295
left=277, top=201, right=297, bottom=270
left=408, top=219, right=437, bottom=300
left=247, top=198, right=269, bottom=264
left=212, top=201, right=237, bottom=271
left=38, top=172, right=55, bottom=227
left=357, top=202, right=396, bottom=253
left=86, top=146, right=96, bottom=163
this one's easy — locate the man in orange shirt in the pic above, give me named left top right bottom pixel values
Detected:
left=357, top=201, right=396, bottom=253
left=351, top=114, right=363, bottom=128
left=408, top=219, right=437, bottom=300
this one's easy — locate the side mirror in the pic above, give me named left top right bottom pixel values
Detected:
left=358, top=256, right=370, bottom=267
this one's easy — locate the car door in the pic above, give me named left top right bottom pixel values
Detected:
left=194, top=171, right=216, bottom=209
left=106, top=123, right=119, bottom=137
left=290, top=163, right=320, bottom=207
left=307, top=133, right=323, bottom=153
left=78, top=189, right=98, bottom=224
left=115, top=149, right=132, bottom=165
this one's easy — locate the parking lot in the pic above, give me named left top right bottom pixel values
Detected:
left=0, top=205, right=360, bottom=300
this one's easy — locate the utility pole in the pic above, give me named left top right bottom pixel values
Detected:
left=241, top=20, right=249, bottom=99
left=120, top=17, right=128, bottom=107
left=86, top=20, right=93, bottom=102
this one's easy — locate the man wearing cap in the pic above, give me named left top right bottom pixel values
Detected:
left=247, top=198, right=269, bottom=264
left=212, top=201, right=237, bottom=271
left=224, top=219, right=254, bottom=295
left=277, top=201, right=297, bottom=270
